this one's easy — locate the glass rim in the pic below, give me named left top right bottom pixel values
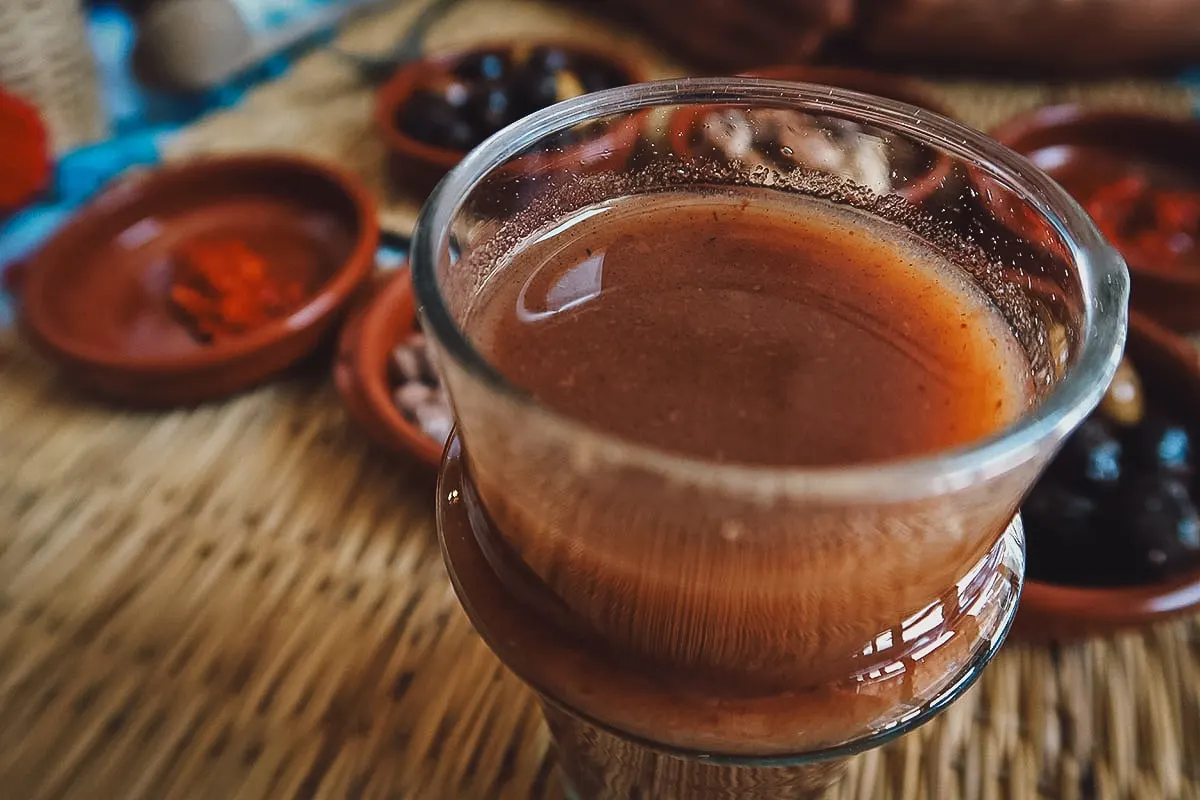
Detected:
left=411, top=77, right=1129, bottom=502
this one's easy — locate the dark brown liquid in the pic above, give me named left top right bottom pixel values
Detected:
left=472, top=191, right=1030, bottom=465
left=442, top=191, right=1032, bottom=781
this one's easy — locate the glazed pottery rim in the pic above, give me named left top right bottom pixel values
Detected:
left=21, top=152, right=379, bottom=373
left=1021, top=570, right=1200, bottom=627
left=990, top=103, right=1200, bottom=287
left=374, top=40, right=651, bottom=170
left=413, top=77, right=1129, bottom=503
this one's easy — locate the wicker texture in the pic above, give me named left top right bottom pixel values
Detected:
left=0, top=0, right=106, bottom=152
left=2, top=1, right=1198, bottom=797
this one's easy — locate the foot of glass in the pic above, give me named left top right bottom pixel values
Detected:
left=545, top=701, right=847, bottom=800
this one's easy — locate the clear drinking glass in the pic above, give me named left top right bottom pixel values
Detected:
left=411, top=79, right=1128, bottom=799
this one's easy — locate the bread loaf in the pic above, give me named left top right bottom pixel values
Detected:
left=584, top=0, right=1200, bottom=73
left=856, top=0, right=1200, bottom=73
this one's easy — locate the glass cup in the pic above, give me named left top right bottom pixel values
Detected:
left=411, top=78, right=1128, bottom=799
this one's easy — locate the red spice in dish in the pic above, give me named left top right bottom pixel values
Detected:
left=1086, top=173, right=1200, bottom=270
left=169, top=238, right=308, bottom=342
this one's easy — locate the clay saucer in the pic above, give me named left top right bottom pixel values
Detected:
left=335, top=266, right=443, bottom=467
left=1015, top=312, right=1200, bottom=641
left=20, top=153, right=378, bottom=405
left=665, top=66, right=956, bottom=205
left=374, top=41, right=649, bottom=198
left=990, top=105, right=1200, bottom=332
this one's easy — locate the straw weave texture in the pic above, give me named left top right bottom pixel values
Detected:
left=2, top=1, right=1197, bottom=797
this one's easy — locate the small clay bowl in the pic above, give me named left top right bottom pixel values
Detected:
left=1016, top=312, right=1200, bottom=641
left=374, top=41, right=649, bottom=197
left=20, top=153, right=378, bottom=405
left=335, top=266, right=443, bottom=467
left=666, top=66, right=956, bottom=204
left=990, top=105, right=1200, bottom=333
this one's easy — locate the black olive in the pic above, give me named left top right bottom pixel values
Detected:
left=441, top=79, right=471, bottom=109
left=1116, top=475, right=1200, bottom=581
left=400, top=90, right=478, bottom=151
left=1123, top=414, right=1193, bottom=477
left=1022, top=481, right=1113, bottom=585
left=465, top=83, right=514, bottom=136
left=454, top=50, right=510, bottom=82
left=575, top=62, right=625, bottom=94
left=510, top=66, right=560, bottom=116
left=1048, top=416, right=1123, bottom=492
left=525, top=46, right=572, bottom=77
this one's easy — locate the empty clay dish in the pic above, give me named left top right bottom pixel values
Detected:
left=374, top=41, right=649, bottom=197
left=1016, top=312, right=1200, bottom=641
left=666, top=67, right=956, bottom=205
left=335, top=266, right=444, bottom=467
left=20, top=153, right=378, bottom=405
left=990, top=105, right=1200, bottom=332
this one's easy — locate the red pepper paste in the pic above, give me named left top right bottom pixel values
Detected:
left=169, top=238, right=308, bottom=342
left=1086, top=173, right=1200, bottom=270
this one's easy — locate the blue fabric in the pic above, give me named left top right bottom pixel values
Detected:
left=1180, top=68, right=1200, bottom=115
left=1, top=2, right=340, bottom=325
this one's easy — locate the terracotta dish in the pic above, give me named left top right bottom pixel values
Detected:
left=335, top=267, right=443, bottom=467
left=990, top=105, right=1200, bottom=332
left=374, top=41, right=649, bottom=198
left=1016, top=312, right=1200, bottom=641
left=20, top=153, right=378, bottom=405
left=666, top=66, right=956, bottom=205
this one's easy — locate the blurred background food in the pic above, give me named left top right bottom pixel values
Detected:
left=577, top=0, right=1200, bottom=74
left=1, top=0, right=1199, bottom=798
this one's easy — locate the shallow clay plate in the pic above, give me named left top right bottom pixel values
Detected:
left=1016, top=312, right=1200, bottom=641
left=335, top=266, right=444, bottom=467
left=20, top=154, right=377, bottom=405
left=990, top=106, right=1200, bottom=332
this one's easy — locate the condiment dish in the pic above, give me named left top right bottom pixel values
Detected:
left=1016, top=312, right=1200, bottom=640
left=666, top=67, right=956, bottom=205
left=374, top=41, right=648, bottom=198
left=20, top=153, right=378, bottom=405
left=335, top=266, right=443, bottom=467
left=991, top=105, right=1200, bottom=332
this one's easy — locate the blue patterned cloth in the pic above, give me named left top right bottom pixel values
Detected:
left=0, top=1, right=339, bottom=325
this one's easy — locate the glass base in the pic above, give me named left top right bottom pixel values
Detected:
left=548, top=700, right=848, bottom=800
left=438, top=437, right=1025, bottom=797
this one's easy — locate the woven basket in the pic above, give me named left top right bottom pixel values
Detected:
left=0, top=0, right=107, bottom=153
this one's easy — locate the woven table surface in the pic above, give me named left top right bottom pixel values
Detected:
left=2, top=1, right=1199, bottom=798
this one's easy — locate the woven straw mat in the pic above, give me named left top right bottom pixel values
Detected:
left=0, top=0, right=107, bottom=152
left=2, top=0, right=1199, bottom=797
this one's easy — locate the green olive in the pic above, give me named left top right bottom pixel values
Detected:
left=1100, top=357, right=1145, bottom=427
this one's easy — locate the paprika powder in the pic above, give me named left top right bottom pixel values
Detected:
left=169, top=237, right=308, bottom=342
left=1086, top=172, right=1200, bottom=271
